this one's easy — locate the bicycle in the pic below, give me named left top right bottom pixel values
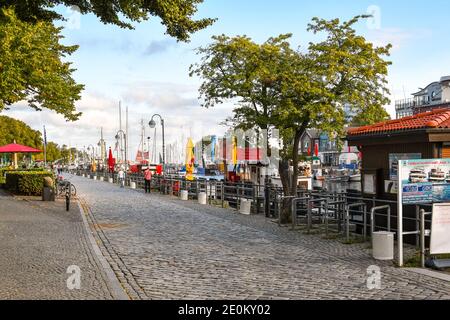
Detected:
left=56, top=179, right=77, bottom=197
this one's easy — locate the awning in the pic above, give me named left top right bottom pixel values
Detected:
left=0, top=143, right=42, bottom=153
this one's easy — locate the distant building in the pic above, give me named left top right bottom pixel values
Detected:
left=300, top=129, right=359, bottom=168
left=395, top=76, right=450, bottom=118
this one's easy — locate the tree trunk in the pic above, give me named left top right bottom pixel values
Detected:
left=289, top=128, right=303, bottom=196
left=279, top=124, right=308, bottom=225
left=279, top=159, right=292, bottom=224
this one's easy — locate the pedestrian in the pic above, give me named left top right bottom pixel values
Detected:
left=144, top=167, right=152, bottom=194
left=118, top=168, right=125, bottom=188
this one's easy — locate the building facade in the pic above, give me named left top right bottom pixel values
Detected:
left=300, top=129, right=359, bottom=168
left=395, top=76, right=450, bottom=118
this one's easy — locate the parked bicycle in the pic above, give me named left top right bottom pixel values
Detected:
left=56, top=178, right=77, bottom=197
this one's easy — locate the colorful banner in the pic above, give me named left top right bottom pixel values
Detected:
left=399, top=158, right=450, bottom=204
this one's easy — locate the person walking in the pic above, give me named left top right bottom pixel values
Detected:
left=118, top=168, right=125, bottom=188
left=144, top=167, right=152, bottom=194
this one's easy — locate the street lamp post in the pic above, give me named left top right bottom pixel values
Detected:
left=149, top=114, right=165, bottom=173
left=147, top=136, right=151, bottom=165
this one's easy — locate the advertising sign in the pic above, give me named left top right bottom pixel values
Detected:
left=389, top=153, right=422, bottom=180
left=430, top=203, right=450, bottom=254
left=399, top=158, right=450, bottom=204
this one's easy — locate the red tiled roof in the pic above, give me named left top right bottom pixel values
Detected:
left=348, top=108, right=450, bottom=136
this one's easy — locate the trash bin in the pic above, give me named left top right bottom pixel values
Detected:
left=180, top=190, right=189, bottom=201
left=42, top=187, right=55, bottom=202
left=239, top=199, right=252, bottom=215
left=372, top=231, right=395, bottom=260
left=198, top=192, right=207, bottom=205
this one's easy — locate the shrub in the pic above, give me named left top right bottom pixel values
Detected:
left=5, top=171, right=54, bottom=196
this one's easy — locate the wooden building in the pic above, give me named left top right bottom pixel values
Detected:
left=347, top=108, right=450, bottom=199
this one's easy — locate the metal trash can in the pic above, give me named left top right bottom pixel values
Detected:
left=372, top=231, right=395, bottom=260
left=198, top=192, right=207, bottom=205
left=239, top=199, right=252, bottom=215
left=180, top=190, right=189, bottom=201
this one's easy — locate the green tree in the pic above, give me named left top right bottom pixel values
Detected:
left=191, top=16, right=391, bottom=223
left=0, top=8, right=83, bottom=121
left=0, top=115, right=42, bottom=147
left=45, top=142, right=62, bottom=163
left=1, top=0, right=215, bottom=42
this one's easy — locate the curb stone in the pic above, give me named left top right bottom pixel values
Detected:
left=77, top=200, right=130, bottom=300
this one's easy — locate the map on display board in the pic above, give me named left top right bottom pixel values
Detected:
left=399, top=159, right=450, bottom=204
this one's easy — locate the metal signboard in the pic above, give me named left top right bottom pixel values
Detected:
left=398, top=158, right=450, bottom=204
left=430, top=203, right=450, bottom=255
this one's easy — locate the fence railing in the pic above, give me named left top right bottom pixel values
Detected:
left=72, top=169, right=435, bottom=257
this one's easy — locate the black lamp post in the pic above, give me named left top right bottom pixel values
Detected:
left=149, top=114, right=165, bottom=173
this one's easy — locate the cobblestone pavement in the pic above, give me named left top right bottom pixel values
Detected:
left=0, top=190, right=114, bottom=300
left=72, top=174, right=450, bottom=300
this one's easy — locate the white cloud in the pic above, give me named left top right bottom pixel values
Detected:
left=366, top=28, right=432, bottom=51
left=2, top=83, right=234, bottom=162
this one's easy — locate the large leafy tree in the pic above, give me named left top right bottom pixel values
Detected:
left=1, top=1, right=213, bottom=121
left=0, top=8, right=83, bottom=120
left=1, top=0, right=215, bottom=42
left=0, top=115, right=42, bottom=147
left=191, top=16, right=391, bottom=222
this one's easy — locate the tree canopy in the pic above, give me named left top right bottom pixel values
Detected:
left=191, top=15, right=392, bottom=207
left=0, top=115, right=84, bottom=163
left=0, top=7, right=83, bottom=121
left=0, top=115, right=42, bottom=148
left=1, top=0, right=215, bottom=42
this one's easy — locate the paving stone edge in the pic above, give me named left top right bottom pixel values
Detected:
left=77, top=200, right=130, bottom=300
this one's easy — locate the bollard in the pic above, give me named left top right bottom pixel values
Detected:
left=93, top=176, right=97, bottom=181
left=109, top=178, right=113, bottom=184
left=130, top=182, right=136, bottom=189
left=198, top=192, right=207, bottom=205
left=99, top=176, right=104, bottom=182
left=180, top=190, right=189, bottom=201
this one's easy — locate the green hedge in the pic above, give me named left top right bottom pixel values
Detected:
left=5, top=171, right=54, bottom=196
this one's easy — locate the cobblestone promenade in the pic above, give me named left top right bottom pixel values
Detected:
left=0, top=190, right=114, bottom=300
left=72, top=175, right=450, bottom=300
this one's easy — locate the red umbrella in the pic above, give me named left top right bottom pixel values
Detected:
left=0, top=143, right=42, bottom=169
left=108, top=147, right=115, bottom=172
left=0, top=143, right=41, bottom=153
left=314, top=143, right=319, bottom=157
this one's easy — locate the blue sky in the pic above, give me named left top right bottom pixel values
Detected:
left=5, top=0, right=450, bottom=159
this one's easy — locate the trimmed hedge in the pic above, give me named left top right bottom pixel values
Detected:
left=5, top=171, right=55, bottom=196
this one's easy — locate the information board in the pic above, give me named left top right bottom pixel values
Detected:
left=430, top=203, right=450, bottom=255
left=398, top=159, right=450, bottom=204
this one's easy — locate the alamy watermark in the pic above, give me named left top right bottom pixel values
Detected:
left=67, top=265, right=81, bottom=290
left=65, top=6, right=81, bottom=30
left=366, top=5, right=381, bottom=30
left=366, top=265, right=381, bottom=290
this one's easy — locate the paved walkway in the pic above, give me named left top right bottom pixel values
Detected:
left=0, top=190, right=115, bottom=300
left=73, top=174, right=450, bottom=300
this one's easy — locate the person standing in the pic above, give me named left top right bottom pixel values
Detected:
left=144, top=167, right=152, bottom=194
left=118, top=168, right=125, bottom=188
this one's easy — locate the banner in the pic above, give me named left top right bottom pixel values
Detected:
left=399, top=158, right=450, bottom=204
